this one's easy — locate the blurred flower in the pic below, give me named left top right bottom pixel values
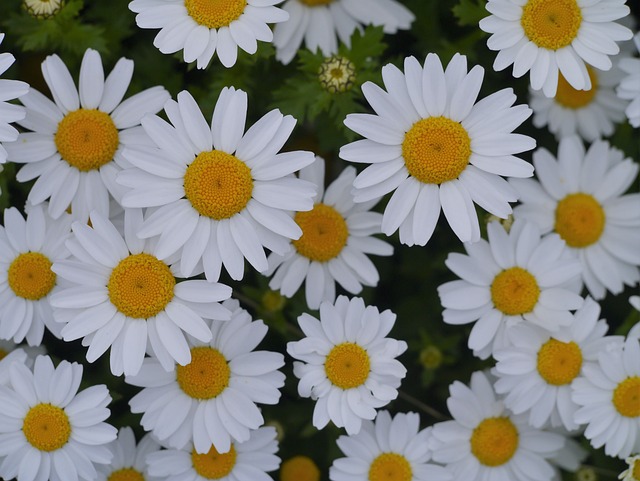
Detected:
left=0, top=339, right=44, bottom=386
left=23, top=0, right=64, bottom=18
left=96, top=427, right=162, bottom=481
left=619, top=454, right=640, bottom=481
left=617, top=33, right=640, bottom=127
left=280, top=455, right=320, bottom=481
left=419, top=345, right=443, bottom=370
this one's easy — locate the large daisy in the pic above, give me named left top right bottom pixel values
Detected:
left=479, top=0, right=633, bottom=97
left=339, top=53, right=535, bottom=246
left=49, top=209, right=233, bottom=376
left=617, top=32, right=640, bottom=127
left=510, top=135, right=640, bottom=299
left=119, top=88, right=316, bottom=282
left=96, top=427, right=162, bottom=481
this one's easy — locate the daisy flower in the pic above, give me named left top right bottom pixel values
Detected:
left=0, top=355, right=117, bottom=481
left=146, top=426, right=280, bottom=481
left=510, top=136, right=640, bottom=299
left=438, top=219, right=583, bottom=359
left=619, top=454, right=640, bottom=481
left=287, top=295, right=407, bottom=435
left=280, top=455, right=320, bottom=481
left=128, top=0, right=289, bottom=69
left=272, top=0, right=414, bottom=65
left=126, top=299, right=285, bottom=454
left=96, top=427, right=162, bottom=481
left=429, top=371, right=565, bottom=481
left=50, top=209, right=233, bottom=376
left=617, top=33, right=640, bottom=127
left=493, top=296, right=623, bottom=431
left=548, top=430, right=588, bottom=480
left=479, top=0, right=633, bottom=98
left=340, top=53, right=535, bottom=246
left=329, top=410, right=452, bottom=481
left=23, top=0, right=65, bottom=18
left=572, top=337, right=640, bottom=458
left=4, top=48, right=169, bottom=223
left=266, top=158, right=393, bottom=310
left=119, top=88, right=316, bottom=282
left=0, top=205, right=72, bottom=346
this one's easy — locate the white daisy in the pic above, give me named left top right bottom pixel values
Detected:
left=96, top=427, right=162, bottom=481
left=330, top=410, right=452, bottom=481
left=438, top=219, right=583, bottom=359
left=0, top=355, right=117, bottom=481
left=4, top=48, right=169, bottom=223
left=266, top=158, right=393, bottom=310
left=619, top=454, right=640, bottom=481
left=429, top=370, right=565, bottom=481
left=510, top=135, right=640, bottom=300
left=479, top=0, right=633, bottom=97
left=272, top=0, right=414, bottom=65
left=128, top=0, right=289, bottom=69
left=126, top=298, right=285, bottom=454
left=572, top=337, right=640, bottom=458
left=119, top=88, right=316, bottom=282
left=146, top=426, right=280, bottom=481
left=49, top=209, right=233, bottom=376
left=339, top=53, right=535, bottom=246
left=0, top=205, right=72, bottom=346
left=287, top=295, right=407, bottom=435
left=617, top=33, right=640, bottom=127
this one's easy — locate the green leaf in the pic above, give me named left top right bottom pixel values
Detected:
left=453, top=0, right=489, bottom=27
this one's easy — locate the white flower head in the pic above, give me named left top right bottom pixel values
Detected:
left=619, top=454, right=640, bottom=481
left=617, top=32, right=640, bottom=127
left=23, top=0, right=64, bottom=18
left=96, top=427, right=163, bottom=481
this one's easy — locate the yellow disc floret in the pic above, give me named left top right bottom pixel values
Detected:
left=107, top=468, right=145, bottom=481
left=325, top=342, right=370, bottom=390
left=633, top=458, right=640, bottom=480
left=319, top=56, right=356, bottom=93
left=184, top=0, right=247, bottom=29
left=521, top=0, right=582, bottom=51
left=402, top=117, right=471, bottom=185
left=8, top=252, right=56, bottom=301
left=554, top=193, right=605, bottom=248
left=280, top=456, right=320, bottom=481
left=613, top=377, right=640, bottom=418
left=300, top=0, right=333, bottom=6
left=108, top=253, right=175, bottom=319
left=177, top=347, right=230, bottom=400
left=555, top=67, right=597, bottom=109
left=537, top=339, right=583, bottom=385
left=22, top=403, right=71, bottom=452
left=293, top=203, right=349, bottom=262
left=55, top=109, right=119, bottom=171
left=470, top=417, right=519, bottom=467
left=368, top=453, right=412, bottom=481
left=491, top=267, right=540, bottom=315
left=192, top=444, right=237, bottom=479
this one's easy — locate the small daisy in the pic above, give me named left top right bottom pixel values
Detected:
left=266, top=158, right=393, bottom=310
left=479, top=0, right=633, bottom=97
left=340, top=53, right=535, bottom=246
left=4, top=48, right=169, bottom=223
left=280, top=455, right=320, bottom=481
left=510, top=135, right=640, bottom=299
left=572, top=337, right=640, bottom=458
left=96, top=427, right=162, bottom=481
left=0, top=205, right=72, bottom=346
left=438, top=219, right=583, bottom=359
left=619, top=454, right=640, bottom=481
left=23, top=0, right=65, bottom=18
left=287, top=295, right=407, bottom=435
left=0, top=355, right=117, bottom=481
left=272, top=0, right=414, bottom=65
left=617, top=33, right=640, bottom=127
left=50, top=209, right=233, bottom=376
left=128, top=0, right=289, bottom=69
left=126, top=299, right=285, bottom=454
left=119, top=88, right=316, bottom=282
left=330, top=410, right=452, bottom=481
left=145, top=426, right=280, bottom=481
left=429, top=371, right=565, bottom=481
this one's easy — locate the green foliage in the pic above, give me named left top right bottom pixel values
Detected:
left=453, top=0, right=489, bottom=27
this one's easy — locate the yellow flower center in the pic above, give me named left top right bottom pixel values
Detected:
left=555, top=67, right=598, bottom=109
left=368, top=453, right=412, bottom=481
left=536, top=339, right=583, bottom=385
left=184, top=150, right=254, bottom=220
left=419, top=345, right=443, bottom=370
left=292, top=203, right=349, bottom=262
left=470, top=417, right=519, bottom=467
left=22, top=403, right=71, bottom=452
left=184, top=0, right=247, bottom=29
left=55, top=109, right=119, bottom=172
left=107, top=468, right=145, bottom=481
left=280, top=456, right=320, bottom=481
left=554, top=193, right=605, bottom=248
left=633, top=459, right=640, bottom=480
left=8, top=252, right=56, bottom=301
left=612, top=377, right=640, bottom=418
left=192, top=445, right=237, bottom=479
left=319, top=56, right=356, bottom=93
left=490, top=267, right=540, bottom=316
left=402, top=117, right=471, bottom=185
left=0, top=348, right=7, bottom=361
left=176, top=347, right=230, bottom=400
left=107, top=253, right=175, bottom=319
left=300, top=0, right=333, bottom=6
left=521, top=0, right=582, bottom=50
left=324, top=342, right=370, bottom=390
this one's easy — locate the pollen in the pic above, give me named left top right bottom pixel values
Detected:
left=402, top=116, right=471, bottom=185
left=292, top=203, right=349, bottom=262
left=22, top=403, right=71, bottom=452
left=319, top=56, right=356, bottom=93
left=8, top=252, right=56, bottom=301
left=490, top=267, right=540, bottom=316
left=184, top=150, right=253, bottom=220
left=368, top=453, right=412, bottom=481
left=554, top=193, right=605, bottom=248
left=107, top=253, right=175, bottom=319
left=612, top=377, right=640, bottom=418
left=536, top=339, right=583, bottom=385
left=325, top=342, right=370, bottom=390
left=521, top=0, right=582, bottom=51
left=192, top=444, right=237, bottom=479
left=55, top=109, right=119, bottom=172
left=185, top=0, right=247, bottom=29
left=177, top=347, right=230, bottom=400
left=280, top=455, right=321, bottom=481
left=555, top=67, right=597, bottom=109
left=107, top=468, right=145, bottom=481
left=470, top=417, right=519, bottom=467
